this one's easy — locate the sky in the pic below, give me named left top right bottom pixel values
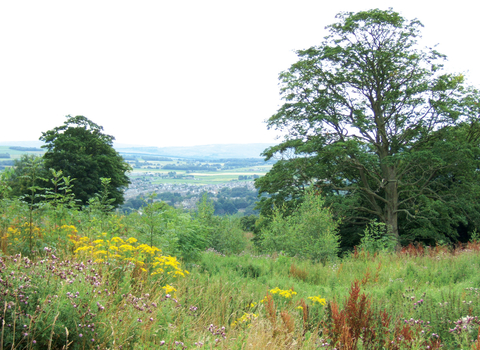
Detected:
left=1, top=1, right=479, bottom=148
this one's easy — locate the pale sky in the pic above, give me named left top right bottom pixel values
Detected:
left=1, top=1, right=479, bottom=147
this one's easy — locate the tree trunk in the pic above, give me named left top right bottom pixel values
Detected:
left=385, top=166, right=399, bottom=246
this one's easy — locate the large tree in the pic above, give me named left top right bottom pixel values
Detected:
left=40, top=115, right=131, bottom=207
left=256, top=9, right=480, bottom=244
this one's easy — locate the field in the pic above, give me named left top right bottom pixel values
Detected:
left=0, top=146, right=44, bottom=158
left=128, top=160, right=271, bottom=186
left=0, top=198, right=480, bottom=349
left=0, top=146, right=272, bottom=186
left=0, top=146, right=44, bottom=168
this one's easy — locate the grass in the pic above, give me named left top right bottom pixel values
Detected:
left=1, top=204, right=480, bottom=349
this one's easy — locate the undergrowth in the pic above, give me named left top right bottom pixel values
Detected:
left=1, top=199, right=480, bottom=348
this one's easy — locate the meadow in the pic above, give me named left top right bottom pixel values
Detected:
left=0, top=196, right=480, bottom=349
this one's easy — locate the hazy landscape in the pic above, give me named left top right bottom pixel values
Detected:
left=2, top=5, right=480, bottom=349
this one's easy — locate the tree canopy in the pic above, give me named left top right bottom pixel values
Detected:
left=256, top=9, right=480, bottom=245
left=40, top=115, right=131, bottom=207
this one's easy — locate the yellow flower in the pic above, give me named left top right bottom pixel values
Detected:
left=269, top=287, right=297, bottom=299
left=231, top=313, right=257, bottom=328
left=137, top=244, right=161, bottom=256
left=94, top=250, right=107, bottom=256
left=308, top=295, right=327, bottom=306
left=126, top=237, right=137, bottom=244
left=162, top=284, right=177, bottom=294
left=119, top=244, right=135, bottom=252
left=75, top=246, right=93, bottom=253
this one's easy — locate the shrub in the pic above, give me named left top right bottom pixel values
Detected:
left=357, top=220, right=397, bottom=254
left=261, top=188, right=340, bottom=263
left=210, top=216, right=248, bottom=255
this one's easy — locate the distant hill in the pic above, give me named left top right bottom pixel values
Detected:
left=0, top=141, right=276, bottom=159
left=0, top=141, right=45, bottom=148
left=116, top=143, right=276, bottom=159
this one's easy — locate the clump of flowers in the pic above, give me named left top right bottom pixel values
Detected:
left=449, top=315, right=480, bottom=334
left=207, top=324, right=227, bottom=341
left=0, top=249, right=168, bottom=349
left=230, top=312, right=258, bottom=328
left=308, top=295, right=327, bottom=306
left=71, top=234, right=189, bottom=279
left=266, top=287, right=297, bottom=299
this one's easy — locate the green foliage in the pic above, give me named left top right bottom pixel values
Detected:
left=40, top=115, right=131, bottom=208
left=123, top=195, right=209, bottom=262
left=86, top=177, right=117, bottom=214
left=0, top=167, right=13, bottom=200
left=194, top=194, right=248, bottom=255
left=2, top=178, right=480, bottom=348
left=0, top=251, right=181, bottom=349
left=7, top=155, right=49, bottom=201
left=239, top=214, right=257, bottom=232
left=357, top=220, right=397, bottom=254
left=256, top=8, right=480, bottom=247
left=261, top=188, right=340, bottom=263
left=209, top=216, right=248, bottom=255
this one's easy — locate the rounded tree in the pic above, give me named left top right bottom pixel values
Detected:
left=40, top=115, right=131, bottom=208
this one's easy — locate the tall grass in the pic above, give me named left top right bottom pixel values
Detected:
left=1, top=199, right=480, bottom=348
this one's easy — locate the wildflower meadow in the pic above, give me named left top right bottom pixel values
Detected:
left=0, top=186, right=480, bottom=349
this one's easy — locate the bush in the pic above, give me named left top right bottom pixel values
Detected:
left=210, top=216, right=248, bottom=255
left=261, top=188, right=340, bottom=263
left=357, top=220, right=397, bottom=254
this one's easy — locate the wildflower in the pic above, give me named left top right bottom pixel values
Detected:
left=308, top=295, right=327, bottom=306
left=269, top=287, right=297, bottom=299
left=162, top=284, right=177, bottom=294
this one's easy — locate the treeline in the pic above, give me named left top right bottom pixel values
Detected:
left=122, top=155, right=172, bottom=161
left=163, top=164, right=220, bottom=171
left=9, top=146, right=43, bottom=152
left=0, top=160, right=15, bottom=169
left=0, top=153, right=10, bottom=158
left=221, top=158, right=274, bottom=168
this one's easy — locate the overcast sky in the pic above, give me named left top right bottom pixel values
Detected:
left=1, top=1, right=479, bottom=147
